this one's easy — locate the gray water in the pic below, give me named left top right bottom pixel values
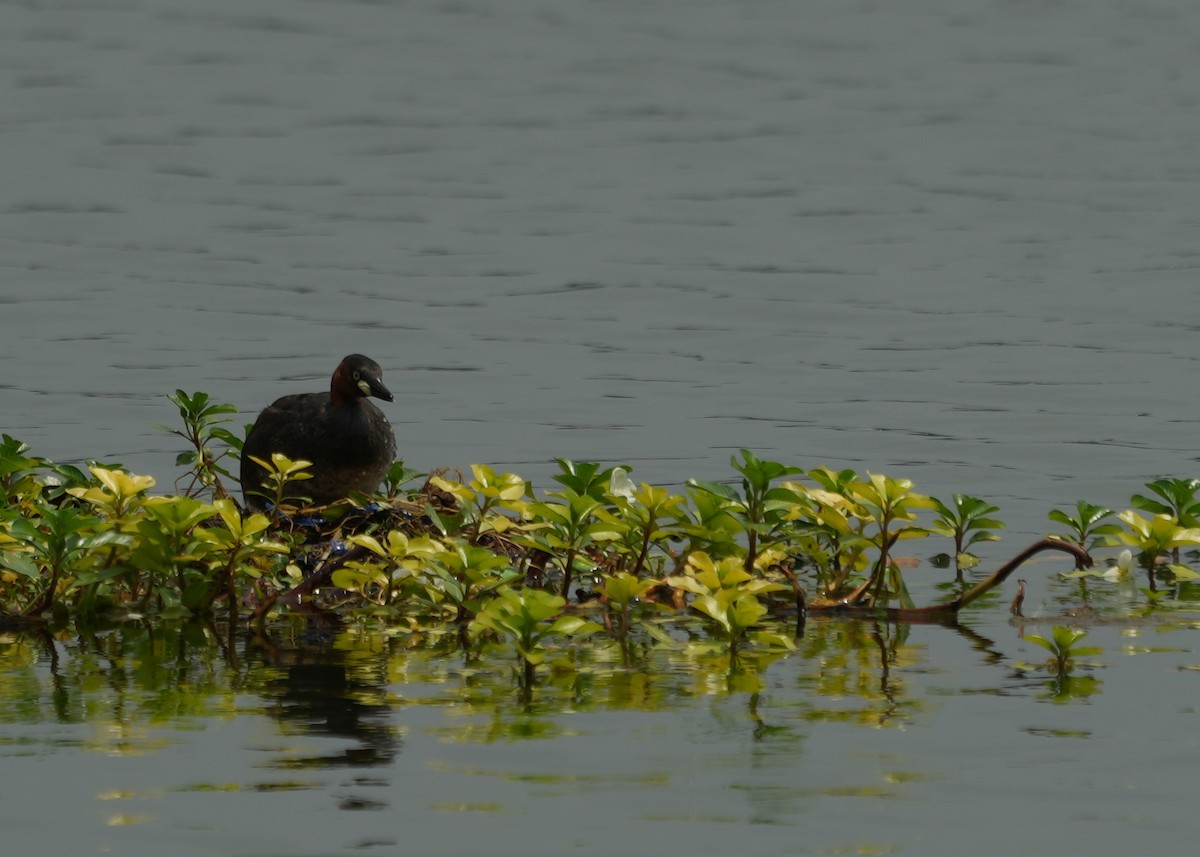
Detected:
left=3, top=0, right=1200, bottom=853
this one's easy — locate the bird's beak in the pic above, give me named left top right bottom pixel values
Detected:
left=363, top=376, right=393, bottom=402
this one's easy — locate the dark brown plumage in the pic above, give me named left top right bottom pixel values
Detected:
left=240, top=354, right=397, bottom=510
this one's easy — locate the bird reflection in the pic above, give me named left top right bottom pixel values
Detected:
left=250, top=611, right=400, bottom=770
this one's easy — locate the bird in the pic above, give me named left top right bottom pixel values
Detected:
left=240, top=354, right=397, bottom=511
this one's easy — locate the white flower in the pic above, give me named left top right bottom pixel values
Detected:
left=608, top=467, right=636, bottom=501
left=1103, top=549, right=1134, bottom=581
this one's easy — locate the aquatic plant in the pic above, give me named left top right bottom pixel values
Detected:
left=156, top=390, right=240, bottom=499
left=601, top=471, right=688, bottom=579
left=1131, top=477, right=1200, bottom=563
left=840, top=473, right=934, bottom=608
left=1131, top=477, right=1200, bottom=527
left=1047, top=500, right=1121, bottom=556
left=245, top=452, right=314, bottom=517
left=521, top=487, right=617, bottom=599
left=1, top=429, right=1090, bottom=631
left=793, top=466, right=870, bottom=594
left=667, top=551, right=792, bottom=663
left=688, top=449, right=806, bottom=574
left=11, top=383, right=1197, bottom=703
left=1024, top=625, right=1102, bottom=676
left=427, top=464, right=529, bottom=545
left=3, top=502, right=116, bottom=618
left=193, top=498, right=289, bottom=615
left=334, top=530, right=446, bottom=607
left=929, top=493, right=1004, bottom=578
left=469, top=587, right=602, bottom=689
left=1113, top=510, right=1200, bottom=590
left=1060, top=547, right=1136, bottom=587
left=598, top=570, right=661, bottom=666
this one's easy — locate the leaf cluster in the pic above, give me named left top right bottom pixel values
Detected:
left=7, top=391, right=1200, bottom=685
left=1048, top=477, right=1200, bottom=590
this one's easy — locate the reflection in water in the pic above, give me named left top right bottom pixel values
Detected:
left=0, top=622, right=245, bottom=749
left=0, top=604, right=1177, bottom=856
left=0, top=606, right=1112, bottom=751
left=249, top=612, right=400, bottom=771
left=0, top=617, right=403, bottom=774
left=790, top=618, right=928, bottom=728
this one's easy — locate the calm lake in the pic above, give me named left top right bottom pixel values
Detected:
left=4, top=0, right=1200, bottom=854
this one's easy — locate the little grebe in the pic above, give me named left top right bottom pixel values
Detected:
left=240, top=354, right=397, bottom=510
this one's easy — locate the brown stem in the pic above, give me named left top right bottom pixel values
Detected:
left=22, top=563, right=61, bottom=618
left=776, top=562, right=807, bottom=638
left=631, top=519, right=653, bottom=578
left=559, top=547, right=577, bottom=599
left=1010, top=579, right=1026, bottom=617
left=843, top=531, right=901, bottom=606
left=279, top=545, right=372, bottom=605
left=869, top=516, right=894, bottom=605
left=225, top=558, right=238, bottom=625
left=812, top=538, right=1092, bottom=622
left=745, top=528, right=758, bottom=575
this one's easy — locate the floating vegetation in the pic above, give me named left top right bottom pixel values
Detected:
left=3, top=391, right=1200, bottom=692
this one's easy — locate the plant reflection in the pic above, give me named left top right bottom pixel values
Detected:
left=0, top=609, right=1119, bottom=755
left=784, top=618, right=926, bottom=727
left=248, top=611, right=401, bottom=770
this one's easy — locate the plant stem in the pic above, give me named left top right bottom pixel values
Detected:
left=560, top=547, right=577, bottom=599
left=817, top=538, right=1091, bottom=621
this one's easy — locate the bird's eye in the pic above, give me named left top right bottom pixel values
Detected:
left=353, top=371, right=361, bottom=381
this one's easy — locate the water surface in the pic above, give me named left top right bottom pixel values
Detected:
left=3, top=0, right=1200, bottom=853
left=4, top=600, right=1196, bottom=856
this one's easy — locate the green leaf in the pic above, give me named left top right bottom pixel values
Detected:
left=181, top=581, right=214, bottom=612
left=691, top=595, right=732, bottom=633
left=687, top=479, right=740, bottom=502
left=517, top=645, right=547, bottom=666
left=727, top=594, right=767, bottom=630
left=1024, top=634, right=1056, bottom=653
left=1166, top=564, right=1200, bottom=581
left=0, top=550, right=40, bottom=578
left=549, top=616, right=603, bottom=637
